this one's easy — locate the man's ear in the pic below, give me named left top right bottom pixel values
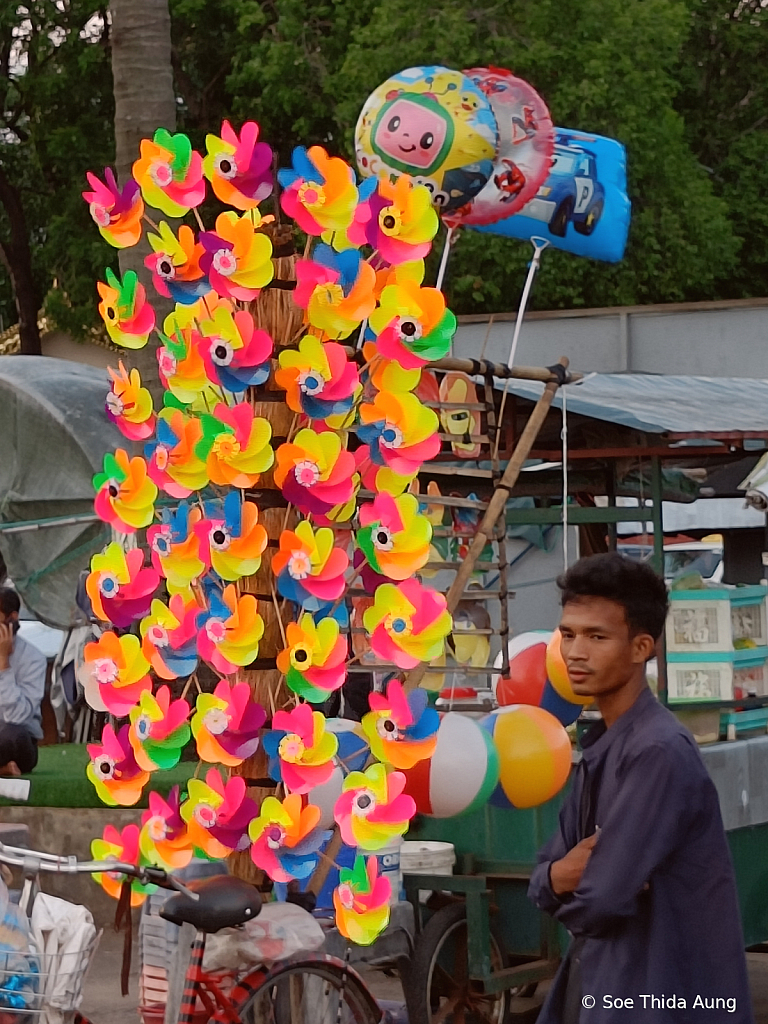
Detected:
left=631, top=632, right=656, bottom=664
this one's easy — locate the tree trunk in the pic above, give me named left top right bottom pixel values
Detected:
left=109, top=0, right=176, bottom=399
left=0, top=167, right=41, bottom=355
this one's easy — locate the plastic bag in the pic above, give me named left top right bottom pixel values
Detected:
left=0, top=876, right=40, bottom=1013
left=202, top=903, right=325, bottom=972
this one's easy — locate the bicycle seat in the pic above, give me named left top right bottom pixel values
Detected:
left=160, top=875, right=262, bottom=933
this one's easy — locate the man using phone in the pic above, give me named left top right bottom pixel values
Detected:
left=528, top=553, right=752, bottom=1022
left=0, top=587, right=46, bottom=776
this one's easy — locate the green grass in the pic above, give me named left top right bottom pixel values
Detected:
left=0, top=744, right=197, bottom=808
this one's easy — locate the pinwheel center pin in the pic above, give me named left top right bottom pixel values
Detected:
left=287, top=551, right=312, bottom=579
left=150, top=161, right=173, bottom=187
left=105, top=305, right=117, bottom=321
left=379, top=208, right=402, bottom=235
left=194, top=803, right=218, bottom=828
left=319, top=283, right=344, bottom=308
left=158, top=352, right=177, bottom=377
left=157, top=258, right=175, bottom=280
left=215, top=153, right=238, bottom=179
left=135, top=714, right=153, bottom=740
left=376, top=716, right=399, bottom=740
left=146, top=815, right=169, bottom=842
left=397, top=316, right=422, bottom=340
left=155, top=445, right=170, bottom=471
left=294, top=459, right=321, bottom=488
left=151, top=531, right=172, bottom=556
left=203, top=708, right=229, bottom=735
left=212, top=434, right=241, bottom=459
left=380, top=424, right=403, bottom=449
left=107, top=480, right=119, bottom=496
left=265, top=824, right=286, bottom=850
left=290, top=644, right=312, bottom=669
left=210, top=527, right=231, bottom=550
left=147, top=624, right=169, bottom=648
left=94, top=657, right=119, bottom=684
left=386, top=614, right=411, bottom=637
left=90, top=203, right=111, bottom=227
left=211, top=341, right=234, bottom=366
left=337, top=882, right=355, bottom=910
left=298, top=371, right=326, bottom=396
left=352, top=790, right=376, bottom=817
left=106, top=393, right=125, bottom=416
left=298, top=183, right=325, bottom=208
left=373, top=526, right=394, bottom=551
left=205, top=618, right=227, bottom=644
left=278, top=732, right=306, bottom=763
left=99, top=572, right=120, bottom=597
left=212, top=248, right=237, bottom=277
left=94, top=755, right=116, bottom=779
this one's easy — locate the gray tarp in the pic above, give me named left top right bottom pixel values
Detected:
left=0, top=355, right=120, bottom=628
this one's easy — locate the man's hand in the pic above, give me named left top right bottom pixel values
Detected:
left=0, top=622, right=13, bottom=672
left=550, top=833, right=599, bottom=895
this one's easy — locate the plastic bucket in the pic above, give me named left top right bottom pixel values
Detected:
left=400, top=840, right=456, bottom=876
left=359, top=838, right=403, bottom=905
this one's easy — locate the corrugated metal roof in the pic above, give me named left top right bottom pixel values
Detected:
left=500, top=373, right=768, bottom=437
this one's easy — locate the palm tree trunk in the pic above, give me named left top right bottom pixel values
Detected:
left=0, top=166, right=41, bottom=355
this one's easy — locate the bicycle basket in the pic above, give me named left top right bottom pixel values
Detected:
left=0, top=931, right=101, bottom=1024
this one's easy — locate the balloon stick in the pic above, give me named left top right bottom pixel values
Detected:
left=435, top=226, right=455, bottom=292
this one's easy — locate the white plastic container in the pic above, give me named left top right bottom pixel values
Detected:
left=359, top=838, right=403, bottom=905
left=666, top=586, right=768, bottom=654
left=400, top=841, right=456, bottom=877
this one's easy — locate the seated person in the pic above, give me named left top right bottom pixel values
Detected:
left=0, top=588, right=46, bottom=776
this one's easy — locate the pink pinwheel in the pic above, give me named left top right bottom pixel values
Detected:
left=128, top=686, right=191, bottom=772
left=196, top=585, right=264, bottom=675
left=334, top=762, right=415, bottom=851
left=274, top=428, right=359, bottom=521
left=248, top=794, right=328, bottom=884
left=106, top=362, right=156, bottom=441
left=197, top=304, right=273, bottom=393
left=140, top=787, right=193, bottom=872
left=83, top=168, right=144, bottom=249
left=86, top=542, right=160, bottom=629
left=83, top=632, right=152, bottom=716
left=191, top=679, right=266, bottom=767
left=181, top=769, right=258, bottom=858
left=140, top=595, right=201, bottom=680
left=203, top=120, right=273, bottom=210
left=334, top=855, right=391, bottom=946
left=272, top=521, right=349, bottom=612
left=262, top=704, right=338, bottom=795
left=362, top=678, right=438, bottom=770
left=199, top=212, right=274, bottom=302
left=363, top=579, right=452, bottom=670
left=87, top=723, right=149, bottom=807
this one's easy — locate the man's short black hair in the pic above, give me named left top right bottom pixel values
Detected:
left=557, top=552, right=669, bottom=641
left=0, top=587, right=20, bottom=619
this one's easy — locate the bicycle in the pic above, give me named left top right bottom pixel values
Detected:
left=0, top=841, right=383, bottom=1024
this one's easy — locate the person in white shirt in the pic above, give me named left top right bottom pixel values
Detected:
left=0, top=587, right=46, bottom=775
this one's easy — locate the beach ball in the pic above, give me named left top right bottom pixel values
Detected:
left=547, top=629, right=592, bottom=705
left=402, top=712, right=499, bottom=818
left=355, top=65, right=499, bottom=212
left=481, top=705, right=571, bottom=809
left=540, top=680, right=582, bottom=727
left=492, top=631, right=550, bottom=705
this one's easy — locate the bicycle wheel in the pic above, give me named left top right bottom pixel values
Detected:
left=235, top=955, right=382, bottom=1024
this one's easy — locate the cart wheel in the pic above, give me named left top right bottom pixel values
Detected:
left=405, top=902, right=521, bottom=1024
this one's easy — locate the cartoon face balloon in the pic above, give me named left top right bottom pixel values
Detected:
left=356, top=66, right=498, bottom=212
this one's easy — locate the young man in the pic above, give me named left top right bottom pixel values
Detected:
left=529, top=553, right=752, bottom=1023
left=0, top=587, right=46, bottom=775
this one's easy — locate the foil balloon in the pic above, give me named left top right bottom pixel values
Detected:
left=355, top=65, right=498, bottom=212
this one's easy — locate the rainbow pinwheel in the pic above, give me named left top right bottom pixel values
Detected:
left=358, top=391, right=440, bottom=478
left=362, top=342, right=421, bottom=395
left=275, top=336, right=360, bottom=422
left=363, top=579, right=452, bottom=669
left=83, top=168, right=144, bottom=249
left=360, top=463, right=417, bottom=503
left=83, top=632, right=152, bottom=716
left=197, top=584, right=264, bottom=675
left=349, top=176, right=438, bottom=266
left=87, top=724, right=149, bottom=807
left=276, top=614, right=347, bottom=703
left=278, top=146, right=359, bottom=237
left=147, top=503, right=207, bottom=595
left=199, top=211, right=274, bottom=302
left=272, top=520, right=348, bottom=610
left=86, top=542, right=160, bottom=628
left=361, top=679, right=439, bottom=769
left=357, top=492, right=431, bottom=582
left=294, top=246, right=376, bottom=340
left=91, top=824, right=149, bottom=907
left=196, top=402, right=274, bottom=489
left=263, top=704, right=339, bottom=795
left=334, top=855, right=391, bottom=946
left=181, top=770, right=258, bottom=858
left=145, top=407, right=208, bottom=498
left=156, top=319, right=210, bottom=403
left=196, top=493, right=268, bottom=581
left=98, top=268, right=156, bottom=349
left=140, top=787, right=193, bottom=872
left=203, top=120, right=273, bottom=210
left=92, top=451, right=157, bottom=534
left=369, top=281, right=456, bottom=370
left=106, top=362, right=156, bottom=441
left=248, top=794, right=328, bottom=884
left=334, top=762, right=415, bottom=850
left=198, top=305, right=272, bottom=392
left=191, top=679, right=265, bottom=767
left=145, top=222, right=210, bottom=305
left=128, top=686, right=191, bottom=772
left=274, top=428, right=358, bottom=520
left=140, top=595, right=200, bottom=680
left=133, top=129, right=206, bottom=217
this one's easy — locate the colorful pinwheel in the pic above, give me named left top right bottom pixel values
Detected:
left=294, top=246, right=376, bottom=340
left=196, top=493, right=268, bottom=582
left=87, top=724, right=149, bottom=807
left=197, top=305, right=272, bottom=393
left=140, top=595, right=200, bottom=680
left=98, top=268, right=156, bottom=349
left=197, top=584, right=264, bottom=675
left=334, top=855, right=391, bottom=946
left=140, top=787, right=193, bottom=872
left=83, top=632, right=152, bottom=716
left=191, top=679, right=265, bottom=767
left=145, top=407, right=208, bottom=498
left=362, top=340, right=422, bottom=395
left=334, top=762, right=415, bottom=850
left=106, top=362, right=156, bottom=441
left=93, top=449, right=158, bottom=533
left=91, top=824, right=149, bottom=906
left=363, top=579, right=452, bottom=669
left=278, top=146, right=359, bottom=237
left=156, top=318, right=210, bottom=403
left=86, top=542, right=160, bottom=628
left=199, top=211, right=274, bottom=302
left=196, top=402, right=274, bottom=489
left=128, top=686, right=191, bottom=771
left=276, top=614, right=347, bottom=703
left=349, top=176, right=438, bottom=266
left=83, top=168, right=144, bottom=249
left=147, top=504, right=207, bottom=595
left=181, top=770, right=257, bottom=858
left=358, top=391, right=440, bottom=478
left=274, top=428, right=358, bottom=520
left=203, top=120, right=273, bottom=210
left=369, top=281, right=456, bottom=370
left=357, top=492, right=431, bottom=582
left=248, top=794, right=328, bottom=884
left=145, top=222, right=210, bottom=305
left=272, top=520, right=348, bottom=611
left=132, top=129, right=205, bottom=217
left=361, top=679, right=439, bottom=769
left=263, top=704, right=338, bottom=795
left=275, top=336, right=360, bottom=422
